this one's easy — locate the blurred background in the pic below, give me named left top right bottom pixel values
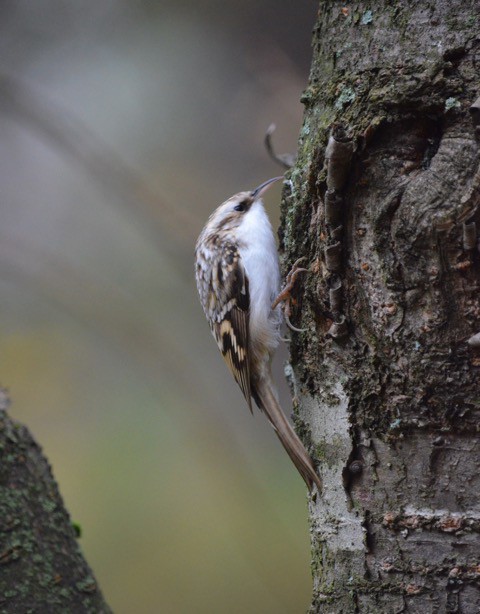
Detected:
left=0, top=1, right=317, bottom=612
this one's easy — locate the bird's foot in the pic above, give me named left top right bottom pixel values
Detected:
left=272, top=258, right=308, bottom=332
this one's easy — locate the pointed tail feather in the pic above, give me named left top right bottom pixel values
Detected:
left=255, top=379, right=322, bottom=492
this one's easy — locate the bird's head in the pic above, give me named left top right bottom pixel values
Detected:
left=204, top=176, right=283, bottom=235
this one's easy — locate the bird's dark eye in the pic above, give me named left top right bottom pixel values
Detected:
left=234, top=200, right=247, bottom=212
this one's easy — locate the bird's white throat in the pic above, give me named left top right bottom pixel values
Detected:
left=237, top=200, right=281, bottom=344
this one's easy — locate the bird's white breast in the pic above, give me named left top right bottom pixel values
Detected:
left=236, top=200, right=281, bottom=353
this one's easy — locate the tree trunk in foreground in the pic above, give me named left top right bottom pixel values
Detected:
left=0, top=392, right=111, bottom=613
left=281, top=2, right=480, bottom=612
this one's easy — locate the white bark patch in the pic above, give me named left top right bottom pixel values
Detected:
left=297, top=376, right=364, bottom=554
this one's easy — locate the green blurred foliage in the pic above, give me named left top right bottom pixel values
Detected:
left=0, top=1, right=317, bottom=612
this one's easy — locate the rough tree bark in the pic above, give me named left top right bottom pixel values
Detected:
left=0, top=392, right=111, bottom=613
left=280, top=2, right=480, bottom=612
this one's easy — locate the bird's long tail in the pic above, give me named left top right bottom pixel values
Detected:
left=255, top=379, right=322, bottom=492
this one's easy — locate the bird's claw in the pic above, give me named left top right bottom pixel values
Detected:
left=285, top=313, right=308, bottom=333
left=272, top=257, right=309, bottom=332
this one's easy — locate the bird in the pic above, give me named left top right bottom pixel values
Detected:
left=195, top=177, right=322, bottom=492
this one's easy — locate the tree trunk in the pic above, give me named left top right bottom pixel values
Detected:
left=0, top=392, right=111, bottom=613
left=280, top=2, right=480, bottom=612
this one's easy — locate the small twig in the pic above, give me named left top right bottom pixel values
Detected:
left=264, top=124, right=296, bottom=169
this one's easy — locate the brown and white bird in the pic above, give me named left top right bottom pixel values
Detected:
left=195, top=177, right=322, bottom=491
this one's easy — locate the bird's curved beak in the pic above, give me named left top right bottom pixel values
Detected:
left=251, top=176, right=284, bottom=199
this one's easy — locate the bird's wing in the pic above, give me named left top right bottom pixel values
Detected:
left=208, top=243, right=252, bottom=412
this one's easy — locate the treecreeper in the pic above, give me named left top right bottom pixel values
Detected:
left=195, top=177, right=322, bottom=492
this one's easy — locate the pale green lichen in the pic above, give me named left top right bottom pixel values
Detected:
left=361, top=10, right=373, bottom=25
left=300, top=124, right=311, bottom=137
left=335, top=86, right=356, bottom=110
left=444, top=96, right=461, bottom=111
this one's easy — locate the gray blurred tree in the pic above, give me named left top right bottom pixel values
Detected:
left=281, top=2, right=480, bottom=611
left=0, top=392, right=111, bottom=613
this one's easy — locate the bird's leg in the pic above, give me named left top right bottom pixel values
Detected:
left=271, top=258, right=308, bottom=309
left=272, top=257, right=308, bottom=332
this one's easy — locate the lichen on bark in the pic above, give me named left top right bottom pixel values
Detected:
left=281, top=2, right=480, bottom=612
